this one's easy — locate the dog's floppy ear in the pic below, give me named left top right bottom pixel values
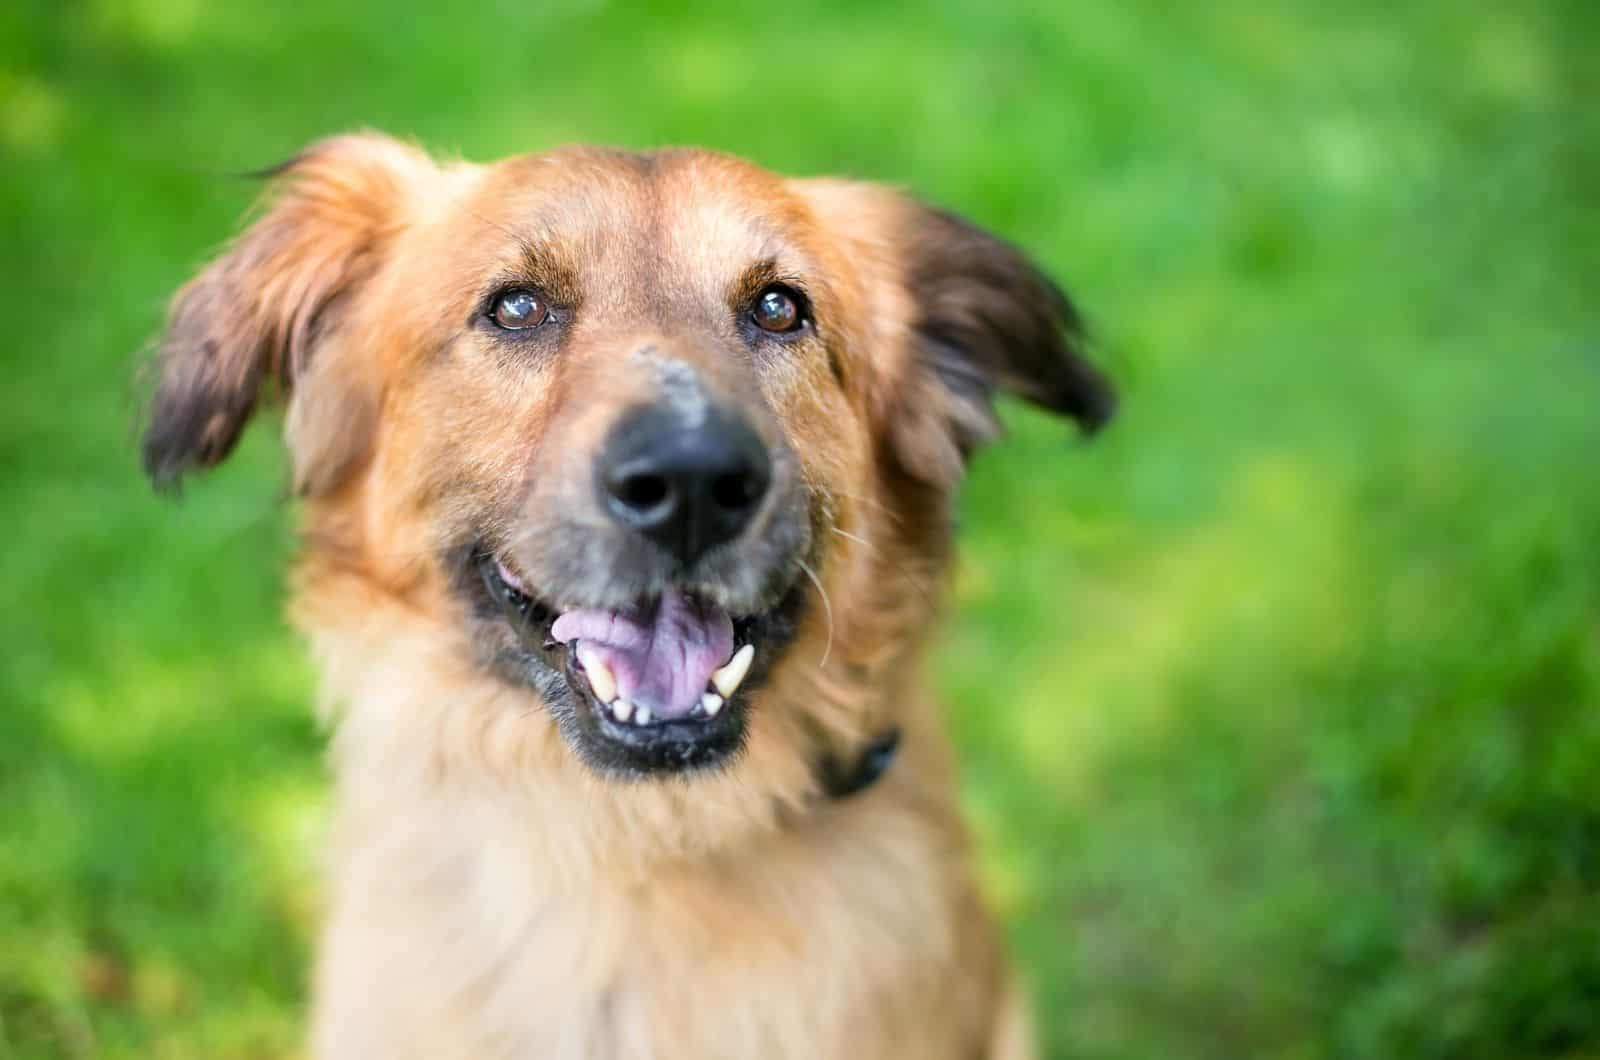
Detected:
left=884, top=201, right=1115, bottom=487
left=798, top=180, right=1114, bottom=489
left=142, top=132, right=429, bottom=494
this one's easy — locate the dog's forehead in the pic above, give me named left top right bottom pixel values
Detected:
left=455, top=147, right=818, bottom=296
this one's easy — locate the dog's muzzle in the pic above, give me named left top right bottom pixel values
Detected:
left=465, top=394, right=811, bottom=776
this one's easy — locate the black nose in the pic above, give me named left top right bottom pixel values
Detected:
left=599, top=403, right=771, bottom=567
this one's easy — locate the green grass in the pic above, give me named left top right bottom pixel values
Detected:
left=3, top=1, right=1598, bottom=1056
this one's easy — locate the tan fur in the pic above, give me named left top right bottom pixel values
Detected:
left=143, top=132, right=1113, bottom=1059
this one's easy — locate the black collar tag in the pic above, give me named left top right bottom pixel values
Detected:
left=819, top=728, right=901, bottom=800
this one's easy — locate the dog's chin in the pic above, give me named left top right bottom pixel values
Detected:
left=467, top=548, right=806, bottom=777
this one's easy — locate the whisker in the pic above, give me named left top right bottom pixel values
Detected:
left=796, top=557, right=834, bottom=670
left=826, top=525, right=936, bottom=609
left=828, top=526, right=873, bottom=550
left=824, top=486, right=905, bottom=528
left=454, top=200, right=542, bottom=261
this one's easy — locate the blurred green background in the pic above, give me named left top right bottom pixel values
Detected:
left=4, top=1, right=1598, bottom=1057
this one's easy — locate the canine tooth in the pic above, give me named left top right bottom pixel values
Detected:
left=634, top=705, right=653, bottom=725
left=576, top=646, right=617, bottom=703
left=700, top=692, right=724, bottom=718
left=710, top=644, right=754, bottom=698
left=611, top=699, right=634, bottom=723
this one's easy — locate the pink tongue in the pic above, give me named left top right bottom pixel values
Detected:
left=550, top=589, right=735, bottom=719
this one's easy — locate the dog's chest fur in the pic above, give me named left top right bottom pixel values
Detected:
left=303, top=621, right=1009, bottom=1060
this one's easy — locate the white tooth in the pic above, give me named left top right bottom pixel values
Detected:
left=634, top=704, right=652, bottom=725
left=611, top=698, right=634, bottom=723
left=710, top=644, right=755, bottom=699
left=700, top=692, right=724, bottom=718
left=577, top=646, right=617, bottom=703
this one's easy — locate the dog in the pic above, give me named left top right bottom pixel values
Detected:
left=141, top=133, right=1113, bottom=1059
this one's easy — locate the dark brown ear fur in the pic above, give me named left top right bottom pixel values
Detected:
left=885, top=202, right=1115, bottom=488
left=141, top=133, right=426, bottom=493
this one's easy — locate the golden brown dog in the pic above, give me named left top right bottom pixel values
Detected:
left=142, top=133, right=1113, bottom=1059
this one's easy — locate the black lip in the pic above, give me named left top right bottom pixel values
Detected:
left=464, top=547, right=804, bottom=776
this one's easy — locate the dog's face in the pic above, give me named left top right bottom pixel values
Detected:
left=143, top=135, right=1112, bottom=779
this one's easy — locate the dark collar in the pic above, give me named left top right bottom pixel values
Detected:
left=817, top=728, right=901, bottom=800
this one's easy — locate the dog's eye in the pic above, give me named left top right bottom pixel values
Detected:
left=750, top=286, right=804, bottom=334
left=490, top=289, right=550, bottom=330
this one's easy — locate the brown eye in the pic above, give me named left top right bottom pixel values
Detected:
left=751, top=286, right=803, bottom=333
left=491, top=289, right=549, bottom=330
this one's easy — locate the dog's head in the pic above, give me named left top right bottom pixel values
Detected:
left=144, top=134, right=1112, bottom=779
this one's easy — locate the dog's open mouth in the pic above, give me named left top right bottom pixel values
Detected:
left=473, top=549, right=800, bottom=773
left=551, top=586, right=751, bottom=726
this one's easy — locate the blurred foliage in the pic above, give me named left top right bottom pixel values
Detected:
left=3, top=0, right=1598, bottom=1057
